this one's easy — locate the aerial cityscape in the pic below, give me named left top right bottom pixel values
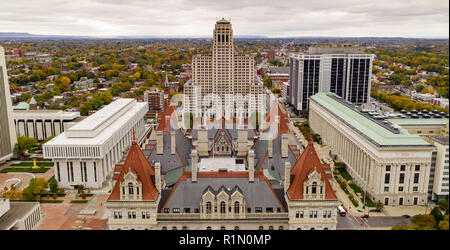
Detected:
left=0, top=0, right=448, bottom=234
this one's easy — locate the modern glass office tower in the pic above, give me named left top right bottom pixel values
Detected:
left=289, top=45, right=374, bottom=111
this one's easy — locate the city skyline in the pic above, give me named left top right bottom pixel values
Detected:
left=0, top=0, right=448, bottom=38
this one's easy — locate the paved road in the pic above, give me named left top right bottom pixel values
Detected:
left=366, top=216, right=411, bottom=228
left=337, top=215, right=362, bottom=230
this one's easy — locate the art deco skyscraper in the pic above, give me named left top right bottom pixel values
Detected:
left=0, top=46, right=17, bottom=163
left=184, top=19, right=264, bottom=120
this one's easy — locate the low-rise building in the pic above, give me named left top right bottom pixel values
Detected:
left=309, top=92, right=434, bottom=206
left=43, top=99, right=148, bottom=189
left=0, top=199, right=41, bottom=230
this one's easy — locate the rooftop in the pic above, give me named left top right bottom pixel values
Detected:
left=310, top=93, right=432, bottom=147
left=198, top=158, right=246, bottom=172
left=0, top=201, right=39, bottom=230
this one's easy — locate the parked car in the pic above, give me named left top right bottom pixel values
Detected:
left=360, top=214, right=369, bottom=219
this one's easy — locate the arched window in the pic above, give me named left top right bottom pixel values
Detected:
left=162, top=227, right=167, bottom=230
left=221, top=226, right=226, bottom=230
left=312, top=182, right=317, bottom=194
left=324, top=228, right=328, bottom=230
left=320, top=186, right=323, bottom=194
left=128, top=183, right=134, bottom=195
left=220, top=201, right=226, bottom=213
left=297, top=228, right=302, bottom=230
left=206, top=202, right=212, bottom=214
left=259, top=226, right=264, bottom=230
left=296, top=211, right=300, bottom=218
left=206, top=226, right=212, bottom=230
left=234, top=226, right=239, bottom=230
left=136, top=187, right=140, bottom=195
left=310, top=228, right=315, bottom=230
left=234, top=201, right=240, bottom=214
left=182, top=226, right=187, bottom=230
left=279, top=226, right=283, bottom=230
left=172, top=226, right=177, bottom=230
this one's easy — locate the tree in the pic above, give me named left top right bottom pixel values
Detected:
left=49, top=178, right=58, bottom=194
left=438, top=200, right=449, bottom=214
left=263, top=77, right=271, bottom=87
left=376, top=201, right=384, bottom=211
left=410, top=214, right=436, bottom=230
left=22, top=178, right=48, bottom=201
left=438, top=215, right=449, bottom=230
left=17, top=136, right=38, bottom=156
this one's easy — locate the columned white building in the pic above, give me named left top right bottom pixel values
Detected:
left=13, top=110, right=81, bottom=141
left=309, top=93, right=435, bottom=206
left=43, top=99, right=148, bottom=189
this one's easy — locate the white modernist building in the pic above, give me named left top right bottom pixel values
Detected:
left=13, top=110, right=81, bottom=141
left=309, top=93, right=435, bottom=206
left=43, top=99, right=148, bottom=189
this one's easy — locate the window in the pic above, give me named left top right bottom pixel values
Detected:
left=413, top=186, right=418, bottom=192
left=164, top=208, right=170, bottom=213
left=172, top=227, right=177, bottom=230
left=182, top=226, right=188, bottom=230
left=255, top=207, right=262, bottom=213
left=221, top=226, right=226, bottom=230
left=94, top=162, right=97, bottom=182
left=279, top=226, right=283, bottom=230
left=415, top=165, right=420, bottom=171
left=128, top=211, right=136, bottom=219
left=384, top=198, right=389, bottom=205
left=206, top=202, right=212, bottom=214
left=184, top=208, right=191, bottom=213
left=173, top=208, right=180, bottom=213
left=312, top=182, right=317, bottom=194
left=384, top=186, right=389, bottom=192
left=299, top=211, right=304, bottom=218
left=399, top=173, right=405, bottom=184
left=296, top=211, right=300, bottom=218
left=400, top=165, right=405, bottom=171
left=234, top=226, right=239, bottom=230
left=269, top=226, right=273, bottom=230
left=386, top=165, right=391, bottom=171
left=114, top=211, right=122, bottom=219
left=206, top=226, right=212, bottom=230
left=259, top=226, right=264, bottom=230
left=162, top=227, right=167, bottom=230
left=234, top=201, right=240, bottom=214
left=56, top=162, right=60, bottom=182
left=385, top=173, right=390, bottom=184
left=398, top=187, right=404, bottom=192
left=414, top=173, right=419, bottom=184
left=136, top=187, right=139, bottom=195
left=266, top=207, right=273, bottom=213
left=128, top=183, right=134, bottom=195
left=220, top=201, right=226, bottom=213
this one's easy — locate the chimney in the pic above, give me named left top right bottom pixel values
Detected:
left=268, top=134, right=273, bottom=158
left=170, top=131, right=176, bottom=155
left=248, top=149, right=255, bottom=183
left=281, top=134, right=288, bottom=158
left=156, top=131, right=164, bottom=154
left=191, top=149, right=198, bottom=183
left=155, top=162, right=161, bottom=193
left=284, top=162, right=291, bottom=192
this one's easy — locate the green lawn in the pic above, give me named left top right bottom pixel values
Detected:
left=0, top=167, right=51, bottom=173
left=40, top=200, right=63, bottom=203
left=10, top=161, right=54, bottom=167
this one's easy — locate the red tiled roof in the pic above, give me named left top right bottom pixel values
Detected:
left=156, top=100, right=175, bottom=132
left=107, top=139, right=158, bottom=201
left=287, top=139, right=337, bottom=200
left=264, top=101, right=289, bottom=134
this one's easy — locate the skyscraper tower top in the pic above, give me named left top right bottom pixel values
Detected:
left=216, top=18, right=230, bottom=24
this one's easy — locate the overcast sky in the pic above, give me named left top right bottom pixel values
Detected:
left=0, top=0, right=448, bottom=38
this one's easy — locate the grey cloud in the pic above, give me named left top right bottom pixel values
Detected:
left=0, top=0, right=448, bottom=38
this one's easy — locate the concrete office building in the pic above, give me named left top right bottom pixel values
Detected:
left=424, top=136, right=449, bottom=201
left=0, top=46, right=17, bottom=163
left=0, top=198, right=41, bottom=230
left=309, top=93, right=435, bottom=206
left=289, top=45, right=374, bottom=111
left=43, top=99, right=148, bottom=189
left=12, top=110, right=82, bottom=141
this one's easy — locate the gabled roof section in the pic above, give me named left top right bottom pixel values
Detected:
left=156, top=100, right=175, bottom=132
left=263, top=100, right=289, bottom=134
left=108, top=132, right=158, bottom=201
left=287, top=138, right=337, bottom=200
